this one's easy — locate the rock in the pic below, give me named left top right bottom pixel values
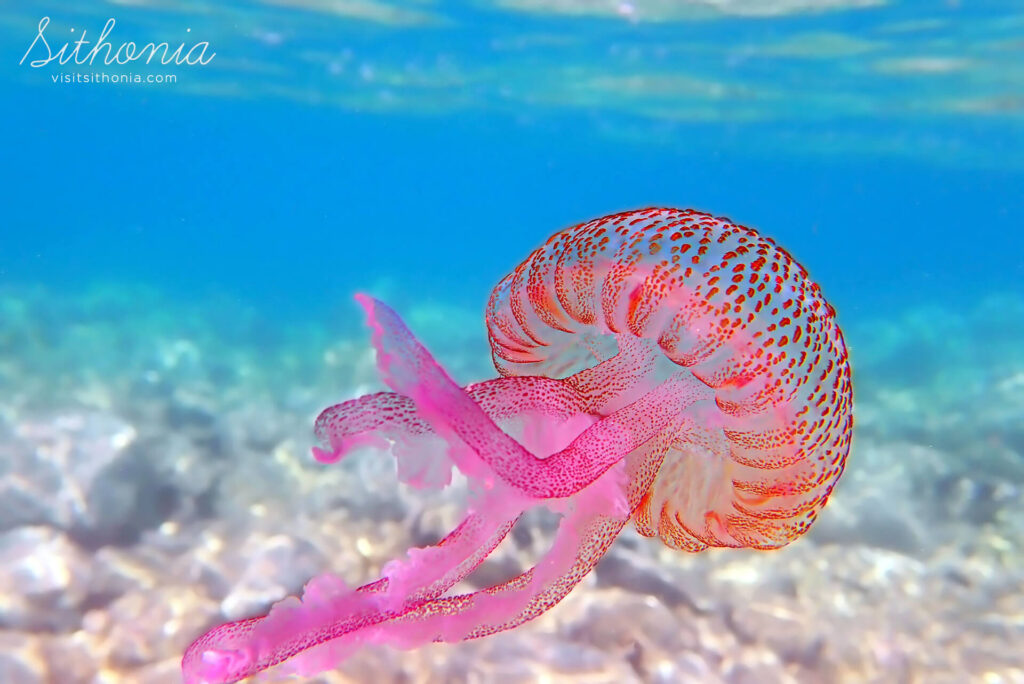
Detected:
left=1, top=412, right=183, bottom=547
left=98, top=586, right=214, bottom=669
left=726, top=601, right=824, bottom=666
left=0, top=632, right=45, bottom=684
left=235, top=399, right=291, bottom=452
left=0, top=431, right=61, bottom=531
left=122, top=658, right=183, bottom=684
left=86, top=546, right=166, bottom=606
left=38, top=632, right=98, bottom=683
left=166, top=388, right=219, bottom=432
left=220, top=534, right=329, bottom=620
left=0, top=527, right=90, bottom=632
left=595, top=547, right=712, bottom=613
left=465, top=554, right=523, bottom=590
left=134, top=433, right=221, bottom=520
left=723, top=652, right=787, bottom=684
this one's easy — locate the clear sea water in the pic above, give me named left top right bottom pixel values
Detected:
left=1, top=1, right=1022, bottom=683
left=4, top=1, right=1022, bottom=325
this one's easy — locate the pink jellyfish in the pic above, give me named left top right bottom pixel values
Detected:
left=183, top=207, right=853, bottom=683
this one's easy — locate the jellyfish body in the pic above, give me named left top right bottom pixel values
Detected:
left=182, top=208, right=853, bottom=684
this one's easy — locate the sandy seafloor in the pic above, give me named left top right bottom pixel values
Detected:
left=0, top=284, right=1022, bottom=684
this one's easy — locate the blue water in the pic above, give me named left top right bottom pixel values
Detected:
left=2, top=2, right=1021, bottom=332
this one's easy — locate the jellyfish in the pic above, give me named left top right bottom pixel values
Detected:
left=182, top=207, right=853, bottom=683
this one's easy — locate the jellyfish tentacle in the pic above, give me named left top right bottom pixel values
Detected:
left=314, top=339, right=660, bottom=474
left=214, top=411, right=679, bottom=684
left=356, top=295, right=709, bottom=500
left=292, top=427, right=677, bottom=661
left=315, top=323, right=672, bottom=502
left=351, top=509, right=520, bottom=600
left=560, top=334, right=660, bottom=413
left=182, top=508, right=522, bottom=684
left=384, top=514, right=630, bottom=648
left=313, top=376, right=590, bottom=465
left=434, top=427, right=676, bottom=643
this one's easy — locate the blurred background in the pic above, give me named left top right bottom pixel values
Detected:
left=0, top=1, right=1022, bottom=682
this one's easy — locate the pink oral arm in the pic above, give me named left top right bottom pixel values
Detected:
left=344, top=429, right=675, bottom=652
left=182, top=508, right=520, bottom=684
left=351, top=295, right=700, bottom=499
left=227, top=428, right=674, bottom=683
left=183, top=296, right=679, bottom=684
